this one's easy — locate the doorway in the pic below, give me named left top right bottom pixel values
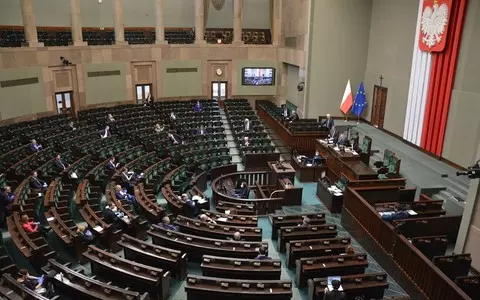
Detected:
left=211, top=81, right=227, bottom=101
left=371, top=85, right=388, bottom=129
left=55, top=91, right=74, bottom=115
left=136, top=84, right=152, bottom=105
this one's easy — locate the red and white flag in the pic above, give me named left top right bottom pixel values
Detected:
left=340, top=80, right=353, bottom=114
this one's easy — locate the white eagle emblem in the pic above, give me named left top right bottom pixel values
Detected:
left=421, top=2, right=449, bottom=48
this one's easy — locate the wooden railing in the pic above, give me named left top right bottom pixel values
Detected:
left=392, top=235, right=470, bottom=300
left=211, top=171, right=284, bottom=215
left=344, top=186, right=472, bottom=300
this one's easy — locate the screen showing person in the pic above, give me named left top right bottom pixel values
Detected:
left=242, top=68, right=275, bottom=86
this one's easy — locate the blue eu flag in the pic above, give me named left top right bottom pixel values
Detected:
left=352, top=82, right=366, bottom=116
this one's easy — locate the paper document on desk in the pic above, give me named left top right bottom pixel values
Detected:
left=407, top=210, right=418, bottom=215
left=334, top=147, right=340, bottom=151
left=197, top=199, right=208, bottom=204
left=217, top=217, right=228, bottom=222
left=94, top=226, right=103, bottom=232
left=306, top=163, right=313, bottom=167
left=224, top=210, right=231, bottom=215
left=334, top=192, right=343, bottom=196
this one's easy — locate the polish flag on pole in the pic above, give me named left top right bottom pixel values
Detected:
left=340, top=79, right=353, bottom=115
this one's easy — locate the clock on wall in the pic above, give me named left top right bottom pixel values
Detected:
left=216, top=68, right=223, bottom=76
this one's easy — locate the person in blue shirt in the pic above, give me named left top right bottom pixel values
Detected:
left=183, top=194, right=198, bottom=218
left=193, top=101, right=203, bottom=112
left=255, top=247, right=271, bottom=260
left=114, top=184, right=137, bottom=205
left=76, top=225, right=94, bottom=242
left=158, top=216, right=178, bottom=231
left=29, top=139, right=43, bottom=153
left=106, top=157, right=119, bottom=171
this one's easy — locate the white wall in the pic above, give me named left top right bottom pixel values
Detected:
left=206, top=0, right=271, bottom=29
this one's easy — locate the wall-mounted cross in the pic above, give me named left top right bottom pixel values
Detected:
left=379, top=74, right=384, bottom=86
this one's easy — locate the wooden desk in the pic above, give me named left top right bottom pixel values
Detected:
left=316, top=139, right=377, bottom=181
left=279, top=178, right=303, bottom=206
left=290, top=156, right=326, bottom=182
left=269, top=161, right=296, bottom=185
left=257, top=103, right=328, bottom=153
left=316, top=179, right=344, bottom=213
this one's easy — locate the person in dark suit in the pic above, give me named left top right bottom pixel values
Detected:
left=288, top=110, right=299, bottom=123
left=100, top=125, right=110, bottom=139
left=69, top=121, right=77, bottom=131
left=30, top=171, right=47, bottom=190
left=53, top=154, right=69, bottom=172
left=255, top=247, right=271, bottom=260
left=106, top=157, right=119, bottom=171
left=234, top=181, right=249, bottom=199
left=114, top=184, right=137, bottom=205
left=0, top=186, right=14, bottom=227
left=298, top=216, right=310, bottom=227
left=102, top=202, right=123, bottom=229
left=323, top=279, right=346, bottom=300
left=183, top=194, right=198, bottom=218
left=168, top=132, right=182, bottom=144
left=244, top=118, right=251, bottom=132
left=106, top=114, right=115, bottom=124
left=29, top=139, right=43, bottom=153
left=170, top=112, right=177, bottom=122
left=120, top=167, right=135, bottom=192
left=322, top=114, right=335, bottom=131
left=144, top=93, right=154, bottom=106
left=193, top=101, right=202, bottom=112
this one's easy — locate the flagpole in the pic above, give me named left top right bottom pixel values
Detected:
left=357, top=115, right=360, bottom=124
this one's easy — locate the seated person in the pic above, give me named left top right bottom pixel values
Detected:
left=323, top=279, right=346, bottom=300
left=17, top=269, right=53, bottom=296
left=170, top=111, right=177, bottom=121
left=21, top=214, right=39, bottom=233
left=29, top=139, right=43, bottom=153
left=232, top=231, right=242, bottom=241
left=242, top=136, right=250, bottom=147
left=305, top=151, right=324, bottom=166
left=193, top=100, right=203, bottom=112
left=30, top=171, right=48, bottom=190
left=106, top=157, right=119, bottom=171
left=144, top=93, right=154, bottom=106
left=121, top=167, right=135, bottom=189
left=107, top=113, right=115, bottom=124
left=168, top=132, right=182, bottom=145
left=114, top=184, right=137, bottom=205
left=233, top=181, right=249, bottom=199
left=244, top=118, right=251, bottom=132
left=154, top=123, right=165, bottom=134
left=69, top=121, right=77, bottom=131
left=337, top=132, right=348, bottom=146
left=255, top=247, right=271, bottom=260
left=380, top=207, right=410, bottom=221
left=76, top=225, right=94, bottom=242
left=183, top=194, right=198, bottom=218
left=158, top=216, right=178, bottom=231
left=288, top=109, right=299, bottom=123
left=340, top=245, right=355, bottom=256
left=53, top=154, right=69, bottom=172
left=298, top=216, right=310, bottom=227
left=196, top=125, right=206, bottom=135
left=100, top=125, right=110, bottom=139
left=199, top=213, right=217, bottom=224
left=0, top=186, right=14, bottom=226
left=102, top=202, right=125, bottom=228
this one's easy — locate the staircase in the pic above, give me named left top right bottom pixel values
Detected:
left=220, top=108, right=244, bottom=170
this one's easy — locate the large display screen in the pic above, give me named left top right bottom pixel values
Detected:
left=242, top=67, right=275, bottom=86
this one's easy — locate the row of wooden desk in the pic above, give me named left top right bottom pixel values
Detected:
left=256, top=103, right=328, bottom=153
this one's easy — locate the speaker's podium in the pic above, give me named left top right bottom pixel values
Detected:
left=268, top=161, right=302, bottom=206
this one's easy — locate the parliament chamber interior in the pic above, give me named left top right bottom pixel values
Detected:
left=0, top=0, right=479, bottom=299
